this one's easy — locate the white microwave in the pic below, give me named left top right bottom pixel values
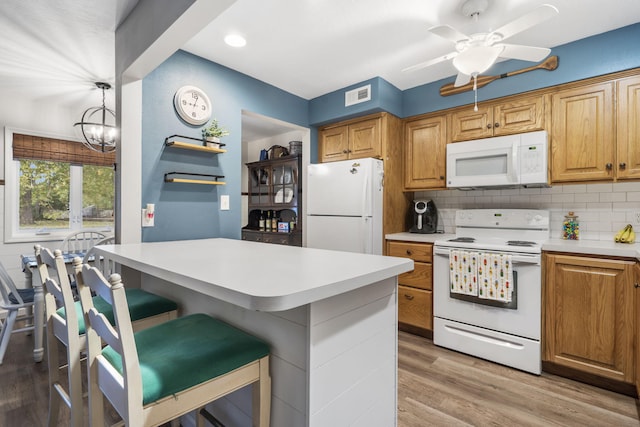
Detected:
left=446, top=130, right=548, bottom=189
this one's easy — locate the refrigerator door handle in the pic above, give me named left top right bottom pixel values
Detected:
left=362, top=217, right=369, bottom=254
left=361, top=165, right=370, bottom=217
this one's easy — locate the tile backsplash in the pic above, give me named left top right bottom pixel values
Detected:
left=414, top=182, right=640, bottom=241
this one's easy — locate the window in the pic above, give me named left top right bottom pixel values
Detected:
left=4, top=129, right=115, bottom=242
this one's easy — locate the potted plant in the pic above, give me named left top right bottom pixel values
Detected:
left=201, top=119, right=229, bottom=148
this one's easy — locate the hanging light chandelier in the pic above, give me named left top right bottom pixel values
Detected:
left=74, top=82, right=117, bottom=153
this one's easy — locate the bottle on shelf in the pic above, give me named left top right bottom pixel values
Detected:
left=290, top=215, right=296, bottom=231
left=265, top=211, right=271, bottom=231
left=259, top=211, right=265, bottom=231
left=271, top=210, right=278, bottom=231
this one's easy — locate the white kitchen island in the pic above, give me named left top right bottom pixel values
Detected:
left=93, top=238, right=413, bottom=427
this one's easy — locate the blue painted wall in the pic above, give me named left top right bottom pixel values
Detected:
left=141, top=50, right=308, bottom=242
left=403, top=22, right=640, bottom=117
left=308, top=77, right=403, bottom=126
left=141, top=24, right=640, bottom=242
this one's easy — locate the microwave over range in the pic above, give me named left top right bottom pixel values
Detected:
left=446, top=130, right=548, bottom=189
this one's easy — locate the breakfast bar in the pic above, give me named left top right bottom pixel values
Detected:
left=93, top=238, right=413, bottom=427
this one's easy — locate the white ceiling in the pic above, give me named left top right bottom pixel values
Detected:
left=1, top=0, right=639, bottom=117
left=184, top=0, right=640, bottom=100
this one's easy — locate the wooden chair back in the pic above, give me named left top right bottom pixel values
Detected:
left=0, top=259, right=35, bottom=365
left=82, top=236, right=118, bottom=277
left=61, top=230, right=108, bottom=254
left=35, top=244, right=84, bottom=426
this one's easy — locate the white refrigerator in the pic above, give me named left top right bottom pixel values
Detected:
left=306, top=157, right=384, bottom=254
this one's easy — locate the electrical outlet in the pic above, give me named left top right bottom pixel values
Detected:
left=635, top=211, right=640, bottom=224
left=220, top=195, right=230, bottom=211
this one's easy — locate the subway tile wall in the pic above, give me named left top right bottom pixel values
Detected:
left=414, top=182, right=640, bottom=240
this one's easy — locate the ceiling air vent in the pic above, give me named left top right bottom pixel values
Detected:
left=345, top=84, right=371, bottom=107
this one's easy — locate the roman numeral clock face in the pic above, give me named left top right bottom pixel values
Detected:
left=173, top=85, right=212, bottom=126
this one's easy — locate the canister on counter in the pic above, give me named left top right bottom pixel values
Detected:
left=562, top=211, right=579, bottom=240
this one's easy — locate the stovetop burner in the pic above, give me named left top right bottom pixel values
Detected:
left=448, top=237, right=476, bottom=243
left=506, top=240, right=539, bottom=247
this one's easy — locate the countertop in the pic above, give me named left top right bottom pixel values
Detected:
left=386, top=232, right=640, bottom=260
left=94, top=238, right=414, bottom=312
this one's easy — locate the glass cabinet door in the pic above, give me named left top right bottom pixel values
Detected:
left=271, top=163, right=296, bottom=206
left=249, top=166, right=270, bottom=205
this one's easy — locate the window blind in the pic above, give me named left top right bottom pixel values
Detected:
left=12, top=133, right=115, bottom=167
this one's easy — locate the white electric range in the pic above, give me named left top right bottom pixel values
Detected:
left=433, top=209, right=550, bottom=375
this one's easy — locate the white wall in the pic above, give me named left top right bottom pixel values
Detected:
left=416, top=182, right=640, bottom=240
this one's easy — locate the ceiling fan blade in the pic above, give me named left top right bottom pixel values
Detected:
left=429, top=24, right=470, bottom=43
left=491, top=4, right=559, bottom=42
left=402, top=51, right=458, bottom=73
left=454, top=72, right=471, bottom=87
left=499, top=44, right=551, bottom=62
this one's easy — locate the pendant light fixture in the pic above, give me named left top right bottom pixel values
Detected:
left=74, top=82, right=117, bottom=153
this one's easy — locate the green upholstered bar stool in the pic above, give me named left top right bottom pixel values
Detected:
left=35, top=245, right=178, bottom=427
left=74, top=263, right=271, bottom=427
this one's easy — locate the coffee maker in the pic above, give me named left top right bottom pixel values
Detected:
left=409, top=199, right=437, bottom=234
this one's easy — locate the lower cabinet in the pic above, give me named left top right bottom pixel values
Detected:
left=386, top=240, right=433, bottom=336
left=544, top=253, right=636, bottom=387
left=241, top=230, right=302, bottom=246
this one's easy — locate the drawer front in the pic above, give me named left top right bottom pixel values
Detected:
left=398, top=286, right=432, bottom=330
left=387, top=241, right=432, bottom=263
left=399, top=261, right=432, bottom=290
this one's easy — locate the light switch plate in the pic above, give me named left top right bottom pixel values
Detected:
left=220, top=195, right=230, bottom=210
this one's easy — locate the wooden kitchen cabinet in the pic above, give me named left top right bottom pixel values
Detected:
left=636, top=262, right=640, bottom=397
left=319, top=113, right=410, bottom=245
left=386, top=240, right=433, bottom=337
left=544, top=254, right=635, bottom=385
left=450, top=95, right=545, bottom=142
left=319, top=116, right=381, bottom=162
left=617, top=75, right=640, bottom=180
left=404, top=114, right=447, bottom=190
left=550, top=82, right=615, bottom=183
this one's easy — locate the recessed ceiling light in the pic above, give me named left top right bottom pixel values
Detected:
left=224, top=34, right=246, bottom=47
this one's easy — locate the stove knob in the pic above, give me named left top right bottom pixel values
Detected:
left=526, top=213, right=533, bottom=221
left=534, top=214, right=542, bottom=222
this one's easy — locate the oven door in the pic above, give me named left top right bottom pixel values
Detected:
left=432, top=246, right=541, bottom=340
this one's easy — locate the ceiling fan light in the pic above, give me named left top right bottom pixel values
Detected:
left=452, top=45, right=503, bottom=75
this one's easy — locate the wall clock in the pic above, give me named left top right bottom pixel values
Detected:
left=173, top=85, right=212, bottom=125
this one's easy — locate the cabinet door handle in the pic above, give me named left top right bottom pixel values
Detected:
left=635, top=282, right=640, bottom=288
left=404, top=294, right=414, bottom=300
left=406, top=249, right=412, bottom=256
left=486, top=123, right=492, bottom=129
left=440, top=176, right=445, bottom=180
left=605, top=163, right=613, bottom=170
left=342, top=149, right=349, bottom=154
left=494, top=122, right=500, bottom=128
left=619, top=162, right=627, bottom=170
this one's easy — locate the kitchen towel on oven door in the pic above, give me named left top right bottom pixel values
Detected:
left=478, top=253, right=514, bottom=302
left=449, top=250, right=478, bottom=295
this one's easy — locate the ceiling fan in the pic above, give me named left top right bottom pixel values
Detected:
left=404, top=0, right=559, bottom=88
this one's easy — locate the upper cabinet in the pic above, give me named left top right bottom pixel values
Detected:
left=550, top=82, right=615, bottom=183
left=319, top=117, right=381, bottom=162
left=404, top=114, right=447, bottom=190
left=450, top=95, right=545, bottom=142
left=617, top=75, right=640, bottom=180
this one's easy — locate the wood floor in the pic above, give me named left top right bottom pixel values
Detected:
left=398, top=331, right=640, bottom=427
left=1, top=327, right=639, bottom=426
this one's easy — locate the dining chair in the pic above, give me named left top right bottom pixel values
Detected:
left=62, top=230, right=109, bottom=254
left=83, top=236, right=117, bottom=277
left=35, top=245, right=179, bottom=427
left=0, top=259, right=36, bottom=365
left=75, top=263, right=272, bottom=427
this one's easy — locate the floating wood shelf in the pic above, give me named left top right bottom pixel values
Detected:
left=164, top=172, right=226, bottom=185
left=165, top=135, right=227, bottom=153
